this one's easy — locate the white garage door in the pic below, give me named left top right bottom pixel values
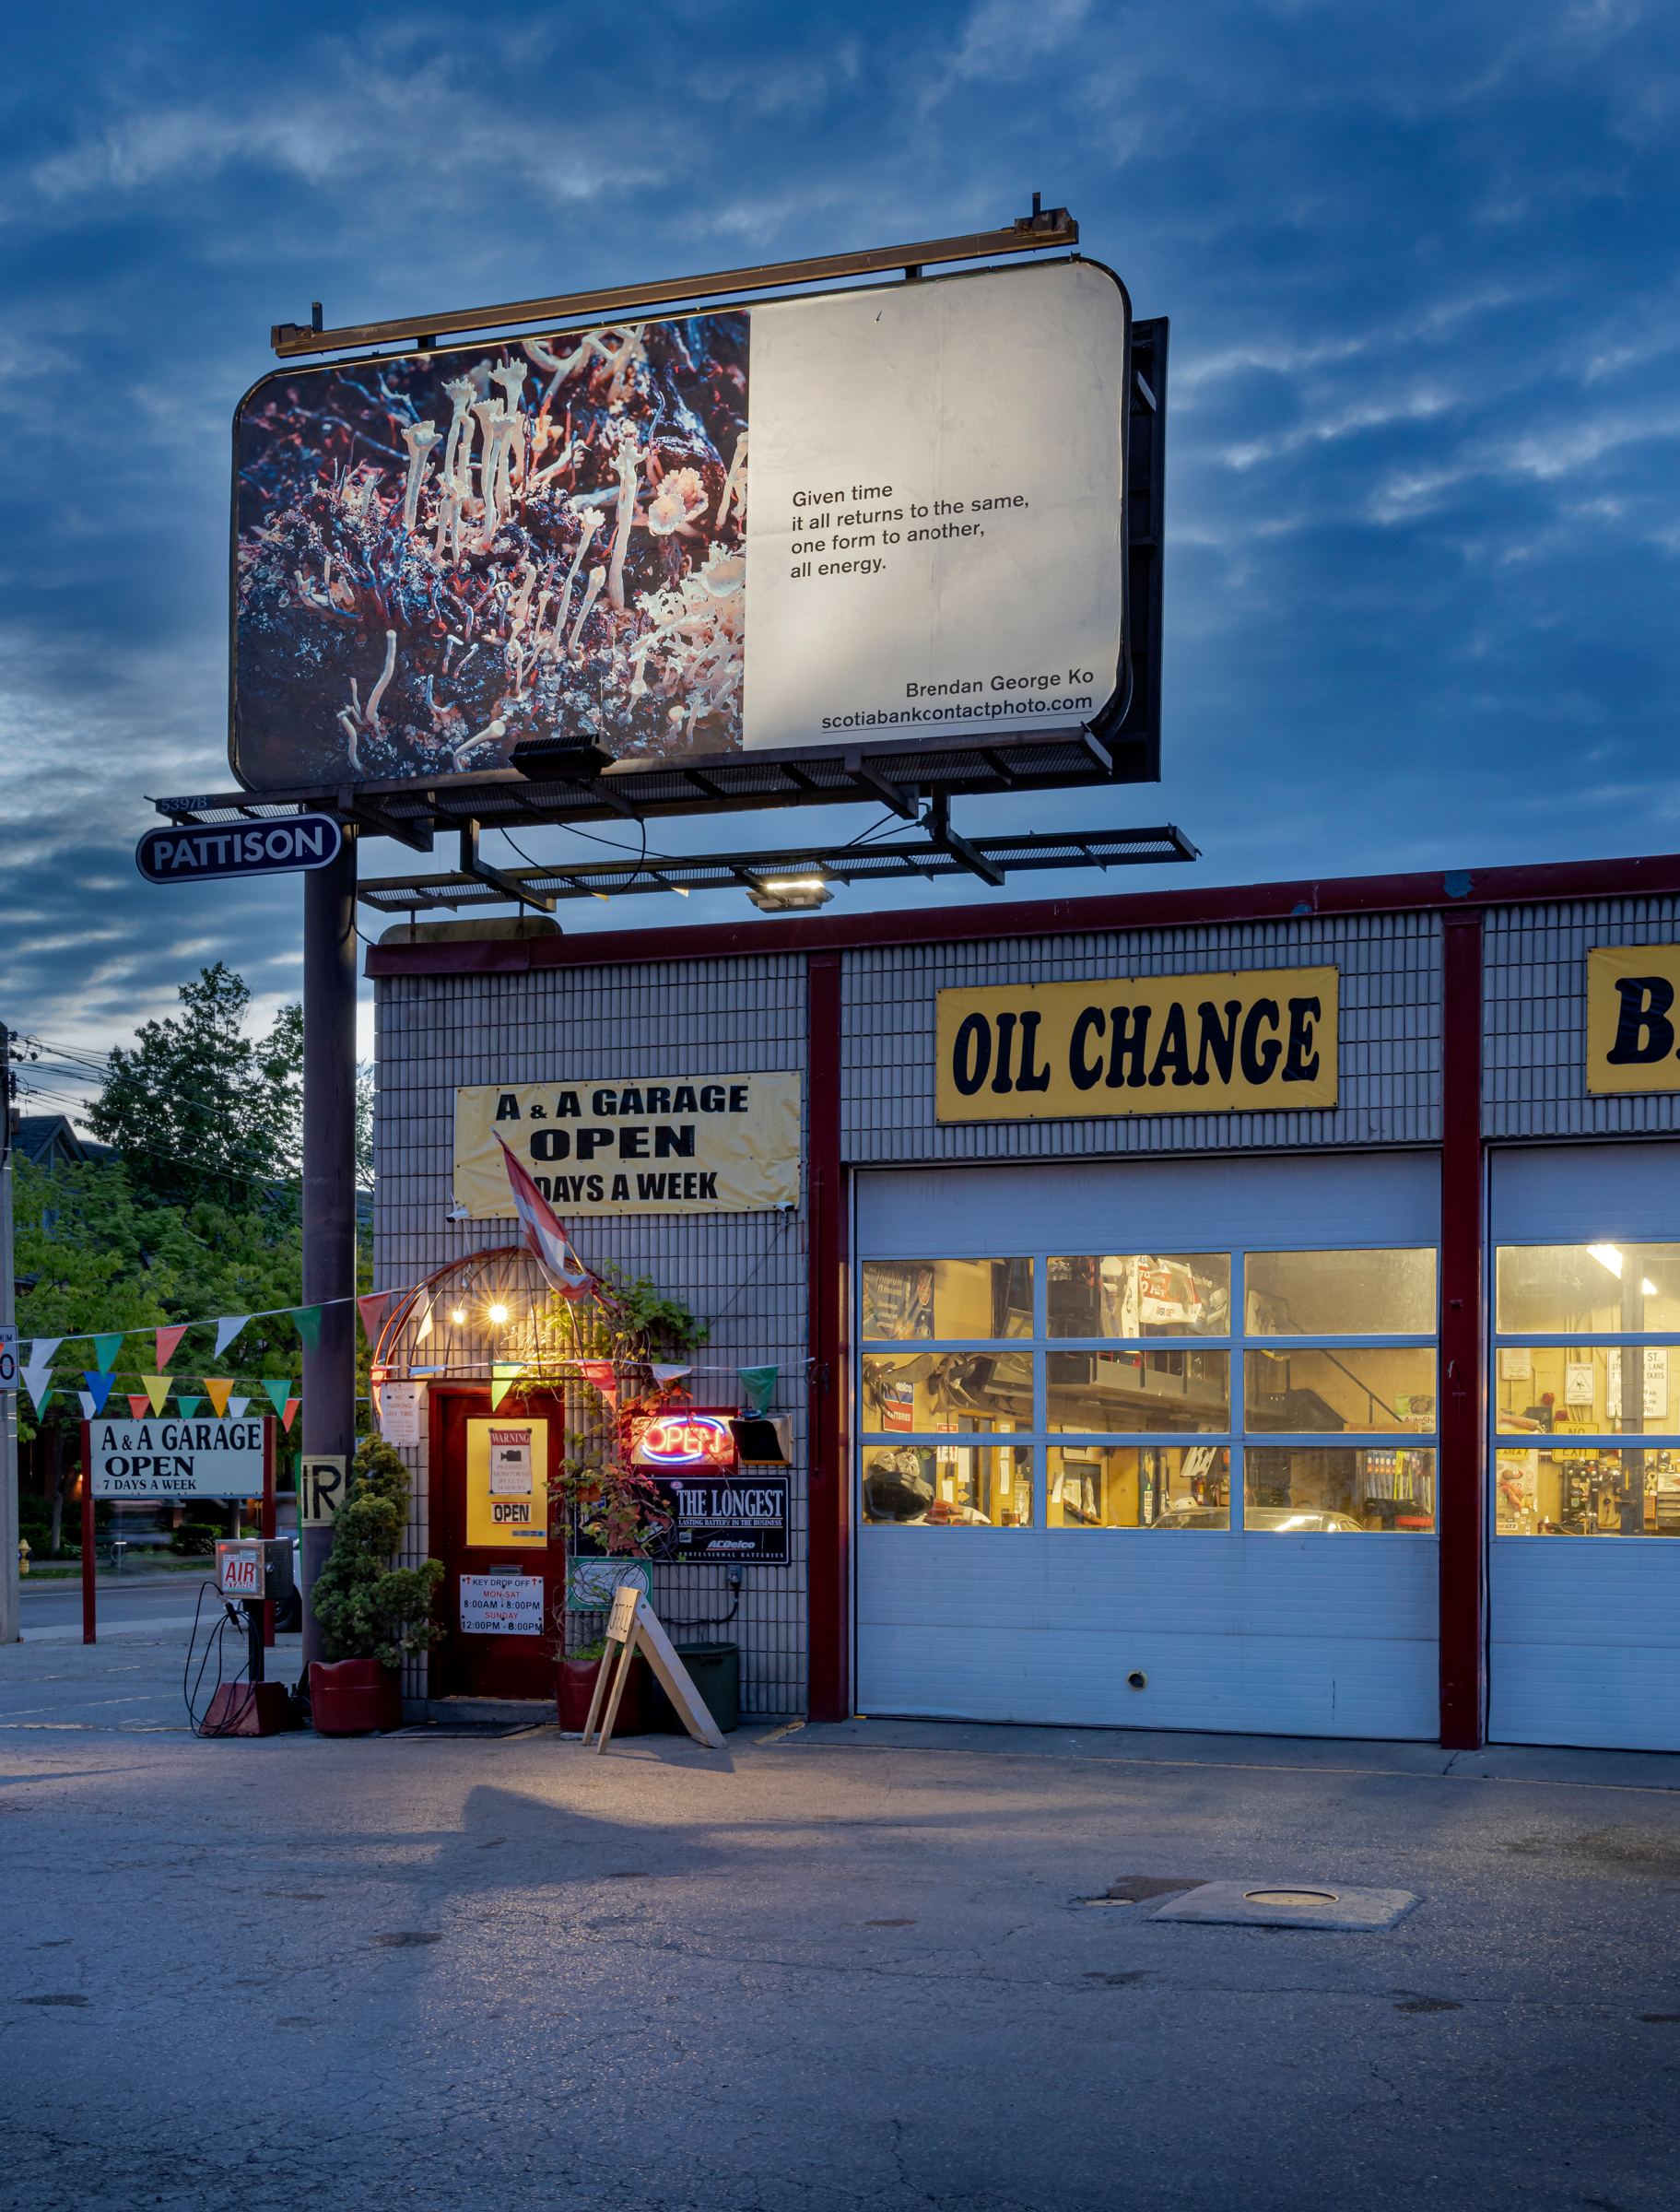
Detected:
left=855, top=1151, right=1441, bottom=1737
left=1490, top=1142, right=1680, bottom=1751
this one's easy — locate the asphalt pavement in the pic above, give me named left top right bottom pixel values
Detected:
left=18, top=1573, right=221, bottom=1640
left=1, top=1628, right=1678, bottom=2211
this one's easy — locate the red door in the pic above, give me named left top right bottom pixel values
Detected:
left=429, top=1386, right=567, bottom=1700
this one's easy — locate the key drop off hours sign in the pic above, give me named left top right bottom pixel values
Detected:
left=230, top=259, right=1131, bottom=788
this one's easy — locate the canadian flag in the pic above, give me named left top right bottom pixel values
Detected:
left=496, top=1136, right=593, bottom=1298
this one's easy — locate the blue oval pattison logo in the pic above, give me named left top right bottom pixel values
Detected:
left=137, top=814, right=344, bottom=883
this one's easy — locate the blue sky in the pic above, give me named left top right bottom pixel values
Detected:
left=3, top=0, right=1677, bottom=1108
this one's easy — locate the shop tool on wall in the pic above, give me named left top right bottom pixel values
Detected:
left=582, top=1585, right=726, bottom=1753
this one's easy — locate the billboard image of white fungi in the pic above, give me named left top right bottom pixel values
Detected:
left=231, top=259, right=1130, bottom=789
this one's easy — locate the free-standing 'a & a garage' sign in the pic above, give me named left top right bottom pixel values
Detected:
left=1587, top=947, right=1680, bottom=1094
left=936, top=969, right=1339, bottom=1122
left=89, top=1417, right=266, bottom=1498
left=454, top=1075, right=800, bottom=1218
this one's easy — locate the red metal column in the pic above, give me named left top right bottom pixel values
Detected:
left=80, top=1418, right=94, bottom=1645
left=1439, top=910, right=1486, bottom=1748
left=262, top=1418, right=276, bottom=1649
left=806, top=952, right=849, bottom=1722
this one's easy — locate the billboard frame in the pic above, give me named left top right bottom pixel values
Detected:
left=211, top=219, right=1165, bottom=850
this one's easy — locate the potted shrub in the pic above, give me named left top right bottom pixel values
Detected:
left=309, top=1435, right=445, bottom=1734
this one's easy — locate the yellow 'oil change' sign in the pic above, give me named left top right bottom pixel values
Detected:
left=466, top=1418, right=549, bottom=1548
left=935, top=968, right=1339, bottom=1122
left=1587, top=946, right=1680, bottom=1093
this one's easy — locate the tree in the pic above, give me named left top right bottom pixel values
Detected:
left=85, top=964, right=303, bottom=1211
left=14, top=1150, right=305, bottom=1551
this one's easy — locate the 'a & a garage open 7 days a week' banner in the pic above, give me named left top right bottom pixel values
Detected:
left=454, top=1074, right=801, bottom=1218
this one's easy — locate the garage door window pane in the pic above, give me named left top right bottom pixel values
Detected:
left=1495, top=1445, right=1680, bottom=1535
left=1051, top=1443, right=1230, bottom=1528
left=1244, top=1348, right=1437, bottom=1435
left=1048, top=1349, right=1229, bottom=1432
left=861, top=1259, right=1034, bottom=1341
left=1245, top=1250, right=1437, bottom=1335
left=1243, top=1446, right=1436, bottom=1531
left=1047, top=1254, right=1231, bottom=1337
left=861, top=1443, right=1032, bottom=1527
left=1497, top=1346, right=1674, bottom=1436
left=861, top=1351, right=1033, bottom=1433
left=1495, top=1245, right=1680, bottom=1335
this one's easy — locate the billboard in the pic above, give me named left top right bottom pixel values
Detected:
left=231, top=258, right=1130, bottom=790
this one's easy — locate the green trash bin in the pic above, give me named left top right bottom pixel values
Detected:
left=652, top=1641, right=739, bottom=1735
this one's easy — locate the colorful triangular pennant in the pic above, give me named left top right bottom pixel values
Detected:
left=289, top=1305, right=322, bottom=1353
left=489, top=1362, right=524, bottom=1411
left=417, top=1300, right=433, bottom=1342
left=140, top=1374, right=170, bottom=1416
left=263, top=1379, right=292, bottom=1418
left=92, top=1332, right=125, bottom=1373
left=126, top=1394, right=150, bottom=1418
left=81, top=1371, right=116, bottom=1416
left=358, top=1292, right=391, bottom=1348
left=282, top=1397, right=301, bottom=1432
left=27, top=1336, right=63, bottom=1369
left=78, top=1391, right=97, bottom=1419
left=21, top=1367, right=55, bottom=1415
left=737, top=1364, right=778, bottom=1415
left=203, top=1379, right=234, bottom=1418
left=156, top=1324, right=188, bottom=1369
left=651, top=1363, right=693, bottom=1386
left=229, top=1397, right=250, bottom=1418
left=580, top=1360, right=617, bottom=1404
left=176, top=1395, right=203, bottom=1418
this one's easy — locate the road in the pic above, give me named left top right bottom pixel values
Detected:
left=2, top=1623, right=1679, bottom=2210
left=18, top=1574, right=218, bottom=1636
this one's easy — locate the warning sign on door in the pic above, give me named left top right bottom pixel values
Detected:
left=465, top=1418, right=548, bottom=1547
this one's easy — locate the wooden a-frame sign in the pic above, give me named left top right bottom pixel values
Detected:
left=582, top=1585, right=726, bottom=1752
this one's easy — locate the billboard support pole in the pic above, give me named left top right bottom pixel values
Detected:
left=0, top=1038, right=17, bottom=1648
left=300, top=828, right=358, bottom=1669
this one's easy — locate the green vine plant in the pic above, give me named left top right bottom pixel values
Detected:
left=311, top=1434, right=446, bottom=1667
left=523, top=1264, right=710, bottom=1559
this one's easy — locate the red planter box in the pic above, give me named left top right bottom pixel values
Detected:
left=309, top=1657, right=403, bottom=1735
left=558, top=1653, right=652, bottom=1735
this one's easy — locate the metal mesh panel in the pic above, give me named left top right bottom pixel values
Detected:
left=1484, top=898, right=1680, bottom=1140
left=841, top=912, right=1442, bottom=1160
left=374, top=954, right=809, bottom=1716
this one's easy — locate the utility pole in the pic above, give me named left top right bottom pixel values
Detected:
left=0, top=1027, right=18, bottom=1645
left=300, top=830, right=358, bottom=1666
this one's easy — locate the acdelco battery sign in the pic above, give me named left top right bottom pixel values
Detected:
left=89, top=1418, right=266, bottom=1497
left=935, top=969, right=1340, bottom=1122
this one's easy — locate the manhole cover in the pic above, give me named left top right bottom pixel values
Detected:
left=1244, top=1888, right=1339, bottom=1907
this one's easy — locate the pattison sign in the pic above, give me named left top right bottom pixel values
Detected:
left=935, top=969, right=1339, bottom=1122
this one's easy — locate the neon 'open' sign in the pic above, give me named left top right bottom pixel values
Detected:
left=634, top=1414, right=735, bottom=1470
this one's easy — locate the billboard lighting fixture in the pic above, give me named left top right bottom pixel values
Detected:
left=746, top=871, right=833, bottom=914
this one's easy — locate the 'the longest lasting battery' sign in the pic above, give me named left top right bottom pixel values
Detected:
left=454, top=1074, right=800, bottom=1218
left=652, top=1475, right=790, bottom=1563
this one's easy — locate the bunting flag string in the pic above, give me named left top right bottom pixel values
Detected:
left=358, top=1293, right=392, bottom=1347
left=737, top=1364, right=778, bottom=1415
